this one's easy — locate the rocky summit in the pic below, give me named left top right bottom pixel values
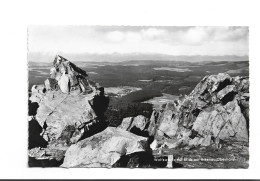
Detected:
left=28, top=56, right=249, bottom=168
left=28, top=55, right=110, bottom=162
left=117, top=73, right=249, bottom=152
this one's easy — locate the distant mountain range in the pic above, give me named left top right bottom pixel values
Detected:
left=28, top=52, right=249, bottom=63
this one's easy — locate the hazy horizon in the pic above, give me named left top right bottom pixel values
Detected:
left=28, top=26, right=249, bottom=63
left=28, top=52, right=249, bottom=63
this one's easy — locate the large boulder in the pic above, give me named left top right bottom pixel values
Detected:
left=61, top=127, right=150, bottom=168
left=28, top=88, right=110, bottom=162
left=35, top=90, right=109, bottom=142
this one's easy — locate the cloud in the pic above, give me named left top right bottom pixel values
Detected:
left=28, top=26, right=248, bottom=56
left=141, top=28, right=167, bottom=40
left=165, top=26, right=248, bottom=46
left=181, top=27, right=210, bottom=45
left=210, top=27, right=248, bottom=41
left=106, top=31, right=125, bottom=42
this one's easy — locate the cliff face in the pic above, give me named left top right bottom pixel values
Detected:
left=118, top=73, right=249, bottom=149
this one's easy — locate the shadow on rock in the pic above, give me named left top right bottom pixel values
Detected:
left=112, top=151, right=183, bottom=168
left=28, top=118, right=48, bottom=149
left=28, top=100, right=39, bottom=116
left=78, top=117, right=109, bottom=142
left=28, top=157, right=63, bottom=167
left=130, top=126, right=150, bottom=137
left=28, top=100, right=48, bottom=149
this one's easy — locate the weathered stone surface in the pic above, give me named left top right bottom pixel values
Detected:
left=29, top=56, right=112, bottom=163
left=29, top=85, right=46, bottom=103
left=50, top=55, right=96, bottom=94
left=119, top=117, right=133, bottom=130
left=44, top=78, right=58, bottom=91
left=29, top=55, right=249, bottom=169
left=156, top=110, right=179, bottom=138
left=31, top=84, right=46, bottom=94
left=200, top=135, right=212, bottom=147
left=188, top=137, right=200, bottom=147
left=145, top=102, right=181, bottom=141
left=150, top=139, right=158, bottom=150
left=192, top=100, right=248, bottom=142
left=118, top=115, right=151, bottom=137
left=119, top=115, right=149, bottom=131
left=28, top=147, right=46, bottom=159
left=58, top=73, right=70, bottom=94
left=232, top=76, right=249, bottom=93
left=61, top=127, right=150, bottom=168
left=217, top=85, right=236, bottom=100
left=35, top=90, right=106, bottom=142
left=191, top=73, right=232, bottom=96
left=53, top=55, right=88, bottom=77
left=147, top=110, right=161, bottom=136
left=131, top=115, right=149, bottom=131
left=146, top=73, right=249, bottom=149
left=112, top=151, right=155, bottom=168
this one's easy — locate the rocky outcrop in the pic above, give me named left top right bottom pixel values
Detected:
left=29, top=55, right=156, bottom=168
left=28, top=55, right=110, bottom=162
left=61, top=127, right=150, bottom=168
left=50, top=55, right=95, bottom=94
left=152, top=73, right=249, bottom=149
left=29, top=56, right=249, bottom=168
left=118, top=73, right=249, bottom=150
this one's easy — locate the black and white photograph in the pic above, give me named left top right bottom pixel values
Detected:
left=2, top=0, right=260, bottom=179
left=27, top=26, right=249, bottom=168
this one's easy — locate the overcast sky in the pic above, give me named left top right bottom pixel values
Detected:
left=28, top=26, right=248, bottom=56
